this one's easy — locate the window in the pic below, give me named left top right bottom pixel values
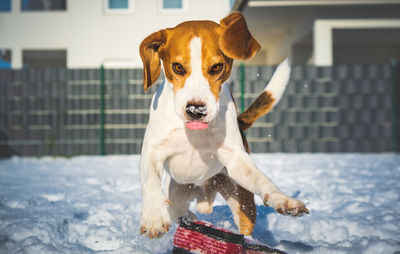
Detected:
left=21, top=0, right=66, bottom=11
left=104, top=0, right=134, bottom=14
left=23, top=50, right=66, bottom=68
left=159, top=0, right=187, bottom=13
left=109, top=0, right=128, bottom=9
left=163, top=0, right=182, bottom=9
left=0, top=0, right=11, bottom=12
left=0, top=50, right=11, bottom=69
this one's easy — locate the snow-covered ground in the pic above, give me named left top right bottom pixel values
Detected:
left=0, top=154, right=399, bottom=253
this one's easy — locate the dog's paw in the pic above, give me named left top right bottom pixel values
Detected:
left=140, top=202, right=171, bottom=239
left=197, top=201, right=213, bottom=214
left=264, top=193, right=309, bottom=217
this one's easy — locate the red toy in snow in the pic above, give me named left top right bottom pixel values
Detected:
left=173, top=217, right=286, bottom=254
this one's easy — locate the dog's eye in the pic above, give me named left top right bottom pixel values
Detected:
left=172, top=63, right=185, bottom=75
left=210, top=63, right=223, bottom=74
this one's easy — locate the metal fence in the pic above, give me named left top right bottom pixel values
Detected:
left=232, top=64, right=396, bottom=153
left=0, top=64, right=397, bottom=157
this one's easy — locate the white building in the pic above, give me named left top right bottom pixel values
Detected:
left=0, top=0, right=231, bottom=69
left=2, top=0, right=399, bottom=68
left=238, top=0, right=400, bottom=66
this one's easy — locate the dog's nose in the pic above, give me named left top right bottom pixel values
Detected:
left=185, top=103, right=207, bottom=120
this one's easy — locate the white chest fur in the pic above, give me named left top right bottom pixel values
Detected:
left=140, top=79, right=243, bottom=186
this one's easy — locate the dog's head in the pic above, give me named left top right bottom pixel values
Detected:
left=140, top=12, right=260, bottom=130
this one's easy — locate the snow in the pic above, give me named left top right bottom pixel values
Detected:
left=0, top=154, right=399, bottom=253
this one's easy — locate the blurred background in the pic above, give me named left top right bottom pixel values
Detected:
left=0, top=0, right=399, bottom=156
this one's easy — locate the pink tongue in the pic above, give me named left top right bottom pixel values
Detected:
left=186, top=122, right=209, bottom=130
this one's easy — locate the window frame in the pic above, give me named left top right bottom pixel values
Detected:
left=103, top=0, right=134, bottom=15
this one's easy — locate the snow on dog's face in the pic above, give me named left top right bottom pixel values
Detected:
left=140, top=13, right=260, bottom=129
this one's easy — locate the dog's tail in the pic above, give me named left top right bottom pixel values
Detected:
left=238, top=59, right=291, bottom=132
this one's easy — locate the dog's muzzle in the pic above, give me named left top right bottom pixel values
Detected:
left=185, top=103, right=209, bottom=130
left=185, top=103, right=207, bottom=120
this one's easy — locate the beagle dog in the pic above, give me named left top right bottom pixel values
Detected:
left=139, top=12, right=309, bottom=239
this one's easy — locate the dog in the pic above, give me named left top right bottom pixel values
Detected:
left=138, top=12, right=309, bottom=239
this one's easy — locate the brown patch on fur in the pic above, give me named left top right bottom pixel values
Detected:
left=139, top=30, right=167, bottom=92
left=236, top=188, right=256, bottom=235
left=240, top=130, right=250, bottom=154
left=219, top=12, right=261, bottom=60
left=238, top=91, right=275, bottom=132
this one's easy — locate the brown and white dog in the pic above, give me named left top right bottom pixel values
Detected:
left=139, top=12, right=309, bottom=239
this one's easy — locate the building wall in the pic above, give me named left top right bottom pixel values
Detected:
left=243, top=4, right=400, bottom=66
left=0, top=0, right=231, bottom=69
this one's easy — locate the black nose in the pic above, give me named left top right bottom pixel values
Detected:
left=185, top=103, right=207, bottom=120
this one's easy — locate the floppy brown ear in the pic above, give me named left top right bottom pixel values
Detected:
left=219, top=12, right=261, bottom=60
left=139, top=30, right=167, bottom=92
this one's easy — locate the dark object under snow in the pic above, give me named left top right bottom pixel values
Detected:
left=173, top=217, right=286, bottom=254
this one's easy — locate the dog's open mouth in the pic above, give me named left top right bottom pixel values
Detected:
left=186, top=121, right=209, bottom=130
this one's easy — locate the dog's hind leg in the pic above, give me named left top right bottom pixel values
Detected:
left=166, top=178, right=199, bottom=222
left=196, top=178, right=218, bottom=214
left=207, top=173, right=257, bottom=236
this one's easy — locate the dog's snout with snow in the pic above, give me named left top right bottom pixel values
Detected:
left=185, top=102, right=207, bottom=121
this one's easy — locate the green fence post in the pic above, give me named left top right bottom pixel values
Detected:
left=240, top=62, right=245, bottom=113
left=391, top=60, right=400, bottom=153
left=100, top=64, right=105, bottom=155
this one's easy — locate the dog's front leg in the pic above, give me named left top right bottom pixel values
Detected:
left=139, top=154, right=171, bottom=238
left=220, top=149, right=309, bottom=217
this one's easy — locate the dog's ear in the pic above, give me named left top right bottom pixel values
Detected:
left=219, top=12, right=261, bottom=60
left=139, top=30, right=167, bottom=92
